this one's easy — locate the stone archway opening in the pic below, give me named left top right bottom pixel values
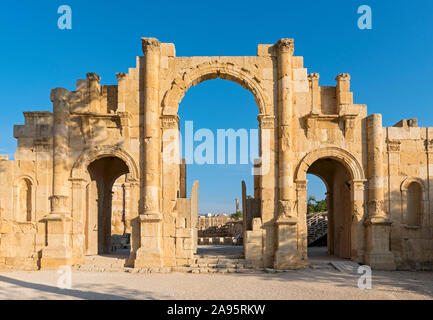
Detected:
left=176, top=77, right=260, bottom=259
left=86, top=156, right=130, bottom=255
left=306, top=158, right=353, bottom=260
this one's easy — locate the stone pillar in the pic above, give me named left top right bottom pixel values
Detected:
left=180, top=158, right=186, bottom=198
left=276, top=38, right=294, bottom=212
left=257, top=115, right=276, bottom=267
left=135, top=37, right=163, bottom=268
left=41, top=87, right=73, bottom=268
left=295, top=180, right=308, bottom=259
left=116, top=72, right=127, bottom=112
left=274, top=39, right=303, bottom=269
left=307, top=73, right=321, bottom=114
left=70, top=178, right=87, bottom=264
left=351, top=179, right=367, bottom=263
left=235, top=198, right=239, bottom=212
left=335, top=73, right=353, bottom=112
left=365, top=114, right=396, bottom=270
left=87, top=73, right=101, bottom=113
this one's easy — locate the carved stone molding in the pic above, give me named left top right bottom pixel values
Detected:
left=387, top=139, right=401, bottom=152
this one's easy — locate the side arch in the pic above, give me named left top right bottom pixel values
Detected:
left=401, top=177, right=427, bottom=194
left=70, top=145, right=139, bottom=182
left=162, top=61, right=272, bottom=116
left=295, top=146, right=365, bottom=182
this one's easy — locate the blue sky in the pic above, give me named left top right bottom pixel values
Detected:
left=1, top=1, right=432, bottom=213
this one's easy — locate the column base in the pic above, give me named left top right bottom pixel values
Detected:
left=40, top=213, right=73, bottom=269
left=134, top=247, right=163, bottom=268
left=134, top=213, right=163, bottom=268
left=273, top=217, right=307, bottom=270
left=40, top=246, right=72, bottom=269
left=364, top=217, right=396, bottom=271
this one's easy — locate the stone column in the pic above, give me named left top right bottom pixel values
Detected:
left=87, top=73, right=101, bottom=113
left=295, top=180, right=308, bottom=259
left=365, top=114, right=396, bottom=270
left=116, top=72, right=127, bottom=112
left=307, top=73, right=321, bottom=114
left=235, top=198, right=239, bottom=212
left=135, top=37, right=163, bottom=268
left=180, top=158, right=186, bottom=198
left=274, top=39, right=303, bottom=269
left=41, top=87, right=73, bottom=268
left=351, top=179, right=367, bottom=262
left=335, top=73, right=353, bottom=112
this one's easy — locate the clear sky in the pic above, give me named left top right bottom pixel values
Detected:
left=1, top=1, right=432, bottom=213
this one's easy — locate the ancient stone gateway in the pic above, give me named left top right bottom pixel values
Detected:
left=0, top=37, right=432, bottom=271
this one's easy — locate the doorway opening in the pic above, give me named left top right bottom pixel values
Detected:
left=306, top=157, right=353, bottom=261
left=85, top=156, right=130, bottom=256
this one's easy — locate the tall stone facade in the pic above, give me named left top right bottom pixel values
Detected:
left=0, top=37, right=431, bottom=271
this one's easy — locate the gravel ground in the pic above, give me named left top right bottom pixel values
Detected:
left=0, top=268, right=432, bottom=300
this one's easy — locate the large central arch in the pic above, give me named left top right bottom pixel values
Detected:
left=162, top=61, right=272, bottom=116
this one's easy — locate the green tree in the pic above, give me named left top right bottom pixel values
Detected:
left=231, top=211, right=242, bottom=220
left=307, top=196, right=327, bottom=214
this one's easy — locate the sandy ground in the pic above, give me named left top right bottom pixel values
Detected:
left=0, top=267, right=432, bottom=300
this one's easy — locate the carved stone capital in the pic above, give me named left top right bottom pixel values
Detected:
left=307, top=73, right=320, bottom=82
left=116, top=72, right=127, bottom=81
left=258, top=115, right=275, bottom=129
left=278, top=200, right=294, bottom=219
left=86, top=72, right=101, bottom=82
left=295, top=180, right=307, bottom=191
left=49, top=195, right=69, bottom=213
left=335, top=73, right=351, bottom=81
left=276, top=38, right=294, bottom=55
left=141, top=37, right=161, bottom=54
left=367, top=200, right=385, bottom=218
left=161, top=115, right=179, bottom=129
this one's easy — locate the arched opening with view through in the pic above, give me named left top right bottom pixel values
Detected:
left=306, top=158, right=352, bottom=259
left=177, top=77, right=260, bottom=257
left=85, top=156, right=130, bottom=255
